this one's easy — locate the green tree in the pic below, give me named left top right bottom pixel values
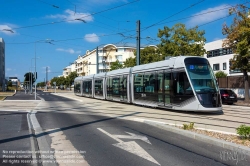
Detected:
left=157, top=23, right=206, bottom=56
left=7, top=80, right=12, bottom=87
left=37, top=82, right=45, bottom=87
left=24, top=72, right=35, bottom=85
left=51, top=76, right=66, bottom=88
left=123, top=57, right=136, bottom=68
left=110, top=60, right=123, bottom=71
left=66, top=71, right=78, bottom=88
left=50, top=77, right=59, bottom=86
left=222, top=4, right=250, bottom=102
left=215, top=71, right=227, bottom=78
left=123, top=46, right=162, bottom=68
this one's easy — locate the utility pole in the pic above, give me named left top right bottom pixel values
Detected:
left=46, top=67, right=48, bottom=91
left=136, top=20, right=141, bottom=66
left=96, top=47, right=99, bottom=74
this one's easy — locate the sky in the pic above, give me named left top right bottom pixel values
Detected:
left=0, top=0, right=245, bottom=83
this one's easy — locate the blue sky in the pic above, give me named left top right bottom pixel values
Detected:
left=0, top=0, right=243, bottom=83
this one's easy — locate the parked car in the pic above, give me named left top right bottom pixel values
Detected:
left=219, top=88, right=238, bottom=105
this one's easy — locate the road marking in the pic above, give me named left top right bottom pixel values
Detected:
left=49, top=130, right=90, bottom=166
left=29, top=101, right=90, bottom=166
left=113, top=132, right=151, bottom=144
left=98, top=128, right=123, bottom=143
left=97, top=128, right=160, bottom=165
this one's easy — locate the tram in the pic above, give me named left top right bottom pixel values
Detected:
left=74, top=56, right=222, bottom=112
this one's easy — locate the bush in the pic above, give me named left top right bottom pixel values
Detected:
left=236, top=124, right=250, bottom=139
left=215, top=71, right=227, bottom=78
left=183, top=122, right=195, bottom=130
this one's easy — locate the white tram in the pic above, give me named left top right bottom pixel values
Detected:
left=74, top=56, right=222, bottom=112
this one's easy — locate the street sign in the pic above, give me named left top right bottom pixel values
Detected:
left=53, top=82, right=56, bottom=85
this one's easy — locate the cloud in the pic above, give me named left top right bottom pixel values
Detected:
left=6, top=68, right=12, bottom=71
left=84, top=33, right=100, bottom=43
left=0, top=24, right=16, bottom=35
left=187, top=4, right=229, bottom=26
left=56, top=48, right=81, bottom=54
left=46, top=9, right=93, bottom=23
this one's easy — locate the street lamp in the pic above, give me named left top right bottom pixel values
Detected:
left=34, top=39, right=54, bottom=99
left=2, top=29, right=14, bottom=33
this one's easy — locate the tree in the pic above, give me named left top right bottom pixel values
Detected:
left=123, top=46, right=162, bottom=68
left=7, top=80, right=12, bottom=87
left=157, top=23, right=206, bottom=56
left=110, top=60, right=123, bottom=71
left=215, top=71, right=227, bottom=78
left=222, top=4, right=250, bottom=102
left=66, top=71, right=78, bottom=88
left=37, top=82, right=45, bottom=87
left=123, top=57, right=136, bottom=68
left=24, top=72, right=35, bottom=85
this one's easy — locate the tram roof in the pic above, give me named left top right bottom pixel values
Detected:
left=131, top=56, right=205, bottom=73
left=74, top=76, right=82, bottom=81
left=94, top=72, right=106, bottom=78
left=106, top=68, right=131, bottom=76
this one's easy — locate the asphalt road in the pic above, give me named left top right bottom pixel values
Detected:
left=0, top=111, right=33, bottom=166
left=1, top=92, right=249, bottom=166
left=34, top=94, right=249, bottom=166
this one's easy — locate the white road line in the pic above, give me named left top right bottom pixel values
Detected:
left=97, top=128, right=123, bottom=143
left=29, top=101, right=90, bottom=166
left=97, top=128, right=160, bottom=165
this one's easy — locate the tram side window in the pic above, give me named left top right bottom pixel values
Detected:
left=112, top=77, right=119, bottom=95
left=122, top=75, right=127, bottom=99
left=107, top=77, right=113, bottom=97
left=74, top=81, right=80, bottom=93
left=82, top=82, right=85, bottom=93
left=95, top=79, right=103, bottom=95
left=134, top=73, right=144, bottom=92
left=88, top=81, right=92, bottom=93
left=144, top=72, right=155, bottom=93
left=173, top=72, right=192, bottom=95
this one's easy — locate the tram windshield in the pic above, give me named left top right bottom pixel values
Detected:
left=185, top=62, right=218, bottom=94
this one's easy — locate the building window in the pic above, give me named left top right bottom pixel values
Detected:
left=206, top=47, right=233, bottom=58
left=223, top=63, right=226, bottom=70
left=213, top=64, right=219, bottom=71
left=116, top=55, right=123, bottom=62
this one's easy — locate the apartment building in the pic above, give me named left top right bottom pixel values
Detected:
left=62, top=63, right=76, bottom=78
left=73, top=43, right=136, bottom=76
left=0, top=38, right=5, bottom=91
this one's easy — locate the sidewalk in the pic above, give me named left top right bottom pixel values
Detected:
left=234, top=99, right=250, bottom=107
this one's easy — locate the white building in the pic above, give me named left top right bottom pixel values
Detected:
left=204, top=39, right=250, bottom=98
left=65, top=44, right=137, bottom=76
left=0, top=38, right=5, bottom=91
left=204, top=39, right=247, bottom=76
left=62, top=63, right=76, bottom=78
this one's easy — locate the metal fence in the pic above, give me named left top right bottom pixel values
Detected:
left=217, top=76, right=249, bottom=88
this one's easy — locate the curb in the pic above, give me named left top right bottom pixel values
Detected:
left=139, top=119, right=250, bottom=157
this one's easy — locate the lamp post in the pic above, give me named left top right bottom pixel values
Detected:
left=34, top=39, right=53, bottom=99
